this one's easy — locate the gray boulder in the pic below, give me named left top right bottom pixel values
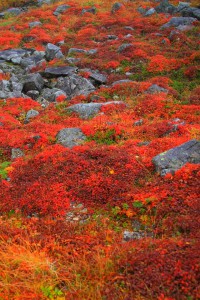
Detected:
left=25, top=109, right=39, bottom=121
left=145, top=8, right=156, bottom=16
left=26, top=90, right=40, bottom=100
left=161, top=17, right=197, bottom=29
left=45, top=43, right=64, bottom=61
left=41, top=88, right=66, bottom=102
left=181, top=7, right=200, bottom=20
left=155, top=0, right=177, bottom=14
left=56, top=128, right=86, bottom=148
left=67, top=101, right=124, bottom=119
left=117, top=43, right=132, bottom=53
left=0, top=49, right=33, bottom=62
left=152, top=139, right=200, bottom=175
left=111, top=2, right=123, bottom=14
left=56, top=75, right=95, bottom=99
left=146, top=84, right=168, bottom=94
left=29, top=21, right=42, bottom=28
left=81, top=7, right=96, bottom=15
left=22, top=73, right=44, bottom=94
left=11, top=148, right=24, bottom=160
left=53, top=4, right=70, bottom=16
left=68, top=48, right=97, bottom=56
left=112, top=79, right=134, bottom=86
left=43, top=66, right=77, bottom=78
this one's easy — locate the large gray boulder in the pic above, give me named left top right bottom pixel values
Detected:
left=155, top=0, right=177, bottom=14
left=161, top=17, right=197, bottom=29
left=145, top=84, right=168, bottom=94
left=152, top=139, right=200, bottom=175
left=43, top=66, right=77, bottom=78
left=111, top=2, right=123, bottom=14
left=22, top=73, right=44, bottom=94
left=67, top=101, right=124, bottom=119
left=56, top=128, right=86, bottom=148
left=0, top=49, right=33, bottom=62
left=56, top=75, right=95, bottom=99
left=181, top=7, right=200, bottom=20
left=45, top=43, right=64, bottom=61
left=53, top=4, right=70, bottom=16
left=40, top=88, right=66, bottom=102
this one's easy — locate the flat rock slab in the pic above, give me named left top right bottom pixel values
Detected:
left=152, top=139, right=200, bottom=175
left=67, top=101, right=125, bottom=119
left=161, top=17, right=197, bottom=29
left=0, top=49, right=33, bottom=61
left=56, top=128, right=86, bottom=148
left=43, top=66, right=77, bottom=78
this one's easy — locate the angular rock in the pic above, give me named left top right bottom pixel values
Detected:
left=0, top=49, right=33, bottom=62
left=45, top=43, right=64, bottom=61
left=152, top=139, right=200, bottom=175
left=111, top=2, right=123, bottom=14
left=43, top=66, right=77, bottom=78
left=146, top=84, right=168, bottom=94
left=145, top=8, right=156, bottom=16
left=161, top=17, right=197, bottom=29
left=123, top=230, right=145, bottom=241
left=117, top=43, right=132, bottom=53
left=56, top=75, right=95, bottom=99
left=68, top=48, right=97, bottom=56
left=26, top=90, right=40, bottom=100
left=56, top=128, right=86, bottom=148
left=53, top=4, right=70, bottom=16
left=67, top=101, right=124, bottom=119
left=81, top=7, right=96, bottom=15
left=89, top=72, right=107, bottom=84
left=22, top=73, right=44, bottom=94
left=11, top=148, right=24, bottom=160
left=29, top=21, right=42, bottom=28
left=41, top=88, right=66, bottom=102
left=155, top=0, right=177, bottom=14
left=181, top=7, right=200, bottom=20
left=112, top=79, right=134, bottom=86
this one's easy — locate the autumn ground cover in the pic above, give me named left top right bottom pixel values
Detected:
left=0, top=0, right=200, bottom=299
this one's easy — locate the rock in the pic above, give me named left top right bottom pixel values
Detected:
left=146, top=84, right=168, bottom=94
left=0, top=49, right=33, bottom=62
left=67, top=101, right=124, bottom=119
left=22, top=73, right=44, bottom=94
left=107, top=35, right=118, bottom=40
left=124, top=26, right=134, bottom=31
left=161, top=17, right=197, bottom=29
left=152, top=139, right=200, bottom=175
left=53, top=4, right=70, bottom=16
left=37, top=0, right=52, bottom=6
left=43, top=66, right=77, bottom=78
left=155, top=0, right=177, bottom=14
left=56, top=75, right=95, bottom=99
left=20, top=52, right=45, bottom=70
left=134, top=119, right=143, bottom=126
left=45, top=43, right=64, bottom=61
left=29, top=21, right=42, bottom=28
left=137, top=6, right=147, bottom=15
left=26, top=90, right=40, bottom=100
left=40, top=88, right=66, bottom=102
left=176, top=2, right=190, bottom=13
left=68, top=48, right=97, bottom=56
left=81, top=7, right=96, bottom=15
left=80, top=69, right=107, bottom=84
left=26, top=109, right=39, bottom=121
left=56, top=128, right=86, bottom=148
left=112, top=79, right=134, bottom=86
left=5, top=8, right=23, bottom=16
left=117, top=43, right=132, bottom=53
left=123, top=230, right=145, bottom=241
left=11, top=148, right=24, bottom=160
left=181, top=7, right=200, bottom=20
left=145, top=8, right=156, bottom=16
left=111, top=2, right=123, bottom=14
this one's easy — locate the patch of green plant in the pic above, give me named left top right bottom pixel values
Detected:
left=0, top=161, right=11, bottom=179
left=41, top=285, right=63, bottom=299
left=87, top=128, right=122, bottom=145
left=129, top=63, right=152, bottom=81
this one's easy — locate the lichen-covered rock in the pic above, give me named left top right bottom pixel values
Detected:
left=161, top=17, right=197, bottom=29
left=152, top=139, right=200, bottom=175
left=56, top=128, right=86, bottom=148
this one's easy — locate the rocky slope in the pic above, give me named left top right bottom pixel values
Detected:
left=0, top=0, right=199, bottom=299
